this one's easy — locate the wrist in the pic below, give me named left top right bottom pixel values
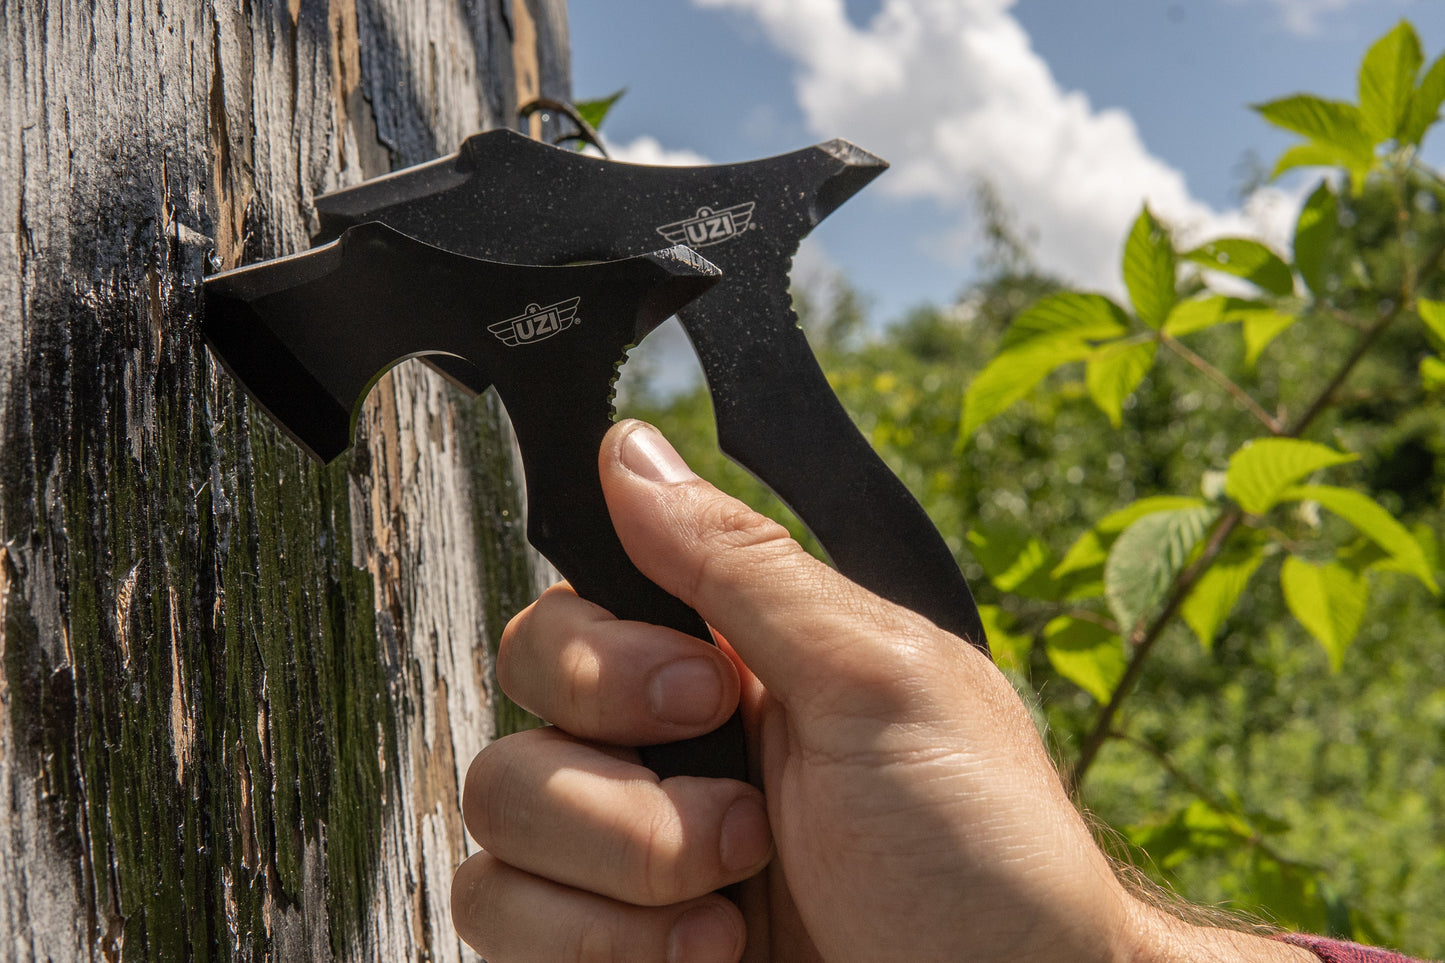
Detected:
left=1117, top=898, right=1319, bottom=963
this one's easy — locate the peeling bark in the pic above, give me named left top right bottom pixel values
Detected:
left=0, top=1, right=569, bottom=958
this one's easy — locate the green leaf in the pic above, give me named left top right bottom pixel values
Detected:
left=1053, top=496, right=1207, bottom=579
left=1336, top=534, right=1393, bottom=575
left=1270, top=143, right=1374, bottom=194
left=1123, top=206, right=1177, bottom=329
left=574, top=88, right=626, bottom=131
left=977, top=604, right=1032, bottom=673
left=1293, top=182, right=1339, bottom=297
left=1239, top=307, right=1300, bottom=367
left=1105, top=505, right=1220, bottom=632
left=1044, top=617, right=1126, bottom=704
left=1182, top=536, right=1266, bottom=649
left=1224, top=439, right=1358, bottom=515
left=1163, top=298, right=1288, bottom=350
left=966, top=522, right=1058, bottom=600
left=960, top=339, right=1095, bottom=440
left=1253, top=95, right=1375, bottom=160
left=1280, top=484, right=1439, bottom=591
left=1086, top=340, right=1156, bottom=427
left=1183, top=239, right=1295, bottom=297
left=1280, top=557, right=1368, bottom=670
left=999, top=292, right=1130, bottom=351
left=1418, top=298, right=1445, bottom=347
left=1401, top=52, right=1445, bottom=146
left=962, top=293, right=1132, bottom=441
left=1269, top=142, right=1358, bottom=181
left=1128, top=800, right=1254, bottom=870
left=1413, top=520, right=1440, bottom=575
left=1163, top=296, right=1231, bottom=337
left=1358, top=21, right=1423, bottom=142
left=1421, top=355, right=1445, bottom=391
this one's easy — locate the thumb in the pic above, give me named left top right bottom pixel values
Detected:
left=599, top=420, right=948, bottom=704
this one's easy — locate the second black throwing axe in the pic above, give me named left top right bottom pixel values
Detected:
left=312, top=129, right=988, bottom=653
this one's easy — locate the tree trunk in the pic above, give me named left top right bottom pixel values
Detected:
left=0, top=0, right=567, bottom=958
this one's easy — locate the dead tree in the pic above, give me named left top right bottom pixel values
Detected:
left=0, top=0, right=567, bottom=957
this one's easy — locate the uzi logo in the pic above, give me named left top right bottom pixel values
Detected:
left=656, top=202, right=756, bottom=248
left=489, top=297, right=581, bottom=347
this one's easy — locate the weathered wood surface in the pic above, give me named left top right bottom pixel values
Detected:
left=0, top=0, right=569, bottom=958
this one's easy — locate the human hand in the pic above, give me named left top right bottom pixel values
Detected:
left=451, top=420, right=1315, bottom=963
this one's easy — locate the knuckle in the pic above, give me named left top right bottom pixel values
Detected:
left=499, top=591, right=605, bottom=725
left=687, top=498, right=798, bottom=601
left=463, top=738, right=532, bottom=848
left=621, top=797, right=688, bottom=906
left=567, top=910, right=627, bottom=963
left=494, top=603, right=535, bottom=697
left=557, top=635, right=603, bottom=730
left=450, top=853, right=505, bottom=954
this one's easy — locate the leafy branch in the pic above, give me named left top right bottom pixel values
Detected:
left=959, top=20, right=1445, bottom=794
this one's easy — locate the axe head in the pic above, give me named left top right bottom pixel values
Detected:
left=309, top=130, right=887, bottom=396
left=201, top=222, right=720, bottom=462
left=312, top=129, right=886, bottom=257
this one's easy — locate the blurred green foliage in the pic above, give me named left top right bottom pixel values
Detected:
left=619, top=20, right=1445, bottom=957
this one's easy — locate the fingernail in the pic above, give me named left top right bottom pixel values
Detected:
left=719, top=795, right=771, bottom=874
left=667, top=903, right=741, bottom=963
left=648, top=658, right=723, bottom=727
left=619, top=423, right=696, bottom=484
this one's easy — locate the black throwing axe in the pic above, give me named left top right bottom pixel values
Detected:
left=312, top=130, right=988, bottom=654
left=202, top=223, right=747, bottom=782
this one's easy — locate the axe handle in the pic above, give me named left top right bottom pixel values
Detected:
left=685, top=294, right=990, bottom=655
left=556, top=557, right=751, bottom=784
left=639, top=713, right=749, bottom=784
left=522, top=438, right=750, bottom=785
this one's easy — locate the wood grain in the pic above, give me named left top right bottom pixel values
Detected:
left=0, top=0, right=570, bottom=957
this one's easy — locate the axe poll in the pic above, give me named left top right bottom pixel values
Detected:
left=202, top=223, right=746, bottom=782
left=311, top=130, right=989, bottom=654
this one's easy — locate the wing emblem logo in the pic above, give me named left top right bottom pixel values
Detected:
left=489, top=297, right=582, bottom=347
left=656, top=202, right=756, bottom=248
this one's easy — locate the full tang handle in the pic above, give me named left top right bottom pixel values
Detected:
left=682, top=278, right=991, bottom=655
left=567, top=551, right=749, bottom=784
left=517, top=423, right=749, bottom=785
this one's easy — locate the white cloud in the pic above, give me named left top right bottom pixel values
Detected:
left=1227, top=0, right=1373, bottom=36
left=692, top=0, right=1298, bottom=294
left=603, top=135, right=713, bottom=168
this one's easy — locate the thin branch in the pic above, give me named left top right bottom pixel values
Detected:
left=1320, top=303, right=1370, bottom=331
left=1283, top=238, right=1445, bottom=438
left=1160, top=333, right=1283, bottom=434
left=1276, top=192, right=1443, bottom=435
left=1063, top=607, right=1120, bottom=633
left=1067, top=510, right=1244, bottom=792
left=518, top=98, right=609, bottom=156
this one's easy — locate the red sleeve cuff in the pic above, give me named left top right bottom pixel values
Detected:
left=1273, top=933, right=1432, bottom=963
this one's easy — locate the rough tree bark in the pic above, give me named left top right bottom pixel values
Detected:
left=0, top=0, right=567, bottom=958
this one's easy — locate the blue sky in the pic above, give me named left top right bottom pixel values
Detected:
left=569, top=0, right=1445, bottom=331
